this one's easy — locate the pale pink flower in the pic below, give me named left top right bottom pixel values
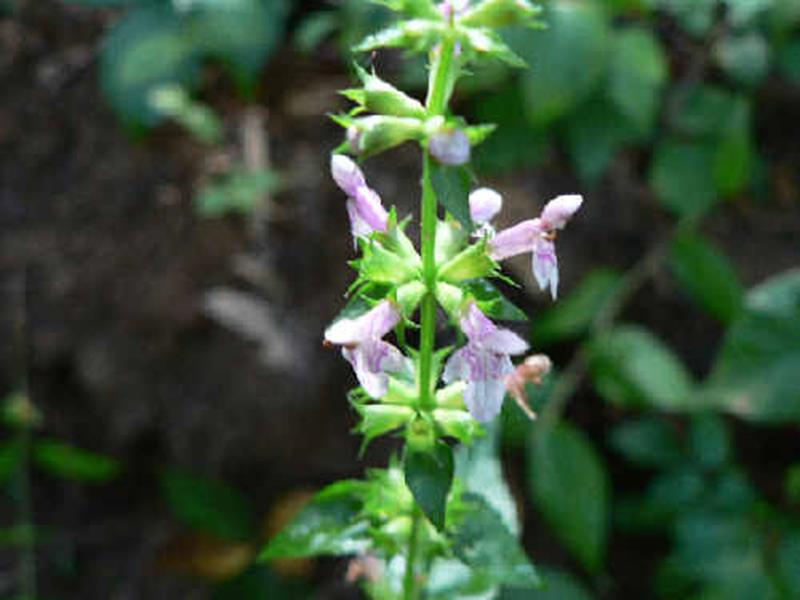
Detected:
left=330, top=154, right=389, bottom=242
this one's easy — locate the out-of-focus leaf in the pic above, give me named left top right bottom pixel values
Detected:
left=713, top=96, right=753, bottom=197
left=0, top=439, right=22, bottom=483
left=687, top=413, right=730, bottom=469
left=649, top=139, right=717, bottom=216
left=606, top=27, right=667, bottom=137
left=669, top=232, right=744, bottom=323
left=149, top=84, right=223, bottom=143
left=512, top=1, right=611, bottom=126
left=404, top=442, right=453, bottom=530
left=455, top=421, right=519, bottom=535
left=778, top=37, right=800, bottom=87
left=501, top=567, right=592, bottom=600
left=652, top=0, right=716, bottom=37
left=713, top=32, right=770, bottom=88
left=452, top=493, right=541, bottom=588
left=670, top=85, right=738, bottom=139
left=213, top=564, right=308, bottom=600
left=533, top=268, right=622, bottom=345
left=195, top=169, right=279, bottom=217
left=589, top=325, right=694, bottom=411
left=33, top=439, right=120, bottom=483
left=705, top=269, right=800, bottom=423
left=565, top=96, right=635, bottom=184
left=609, top=416, right=683, bottom=469
left=187, top=0, right=288, bottom=93
left=100, top=7, right=201, bottom=129
left=777, top=529, right=800, bottom=595
left=62, top=0, right=139, bottom=5
left=161, top=469, right=257, bottom=541
left=529, top=422, right=609, bottom=573
left=260, top=480, right=370, bottom=559
left=430, top=163, right=473, bottom=230
left=294, top=11, right=339, bottom=53
left=786, top=464, right=800, bottom=505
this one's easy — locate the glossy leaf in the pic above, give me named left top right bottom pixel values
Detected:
left=404, top=441, right=454, bottom=530
left=161, top=469, right=257, bottom=541
left=33, top=439, right=120, bottom=483
left=260, top=480, right=371, bottom=559
left=452, top=493, right=541, bottom=588
left=533, top=268, right=622, bottom=345
left=589, top=325, right=694, bottom=411
left=529, top=422, right=609, bottom=573
left=669, top=232, right=744, bottom=323
left=430, top=163, right=473, bottom=230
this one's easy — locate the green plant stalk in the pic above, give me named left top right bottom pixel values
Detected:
left=404, top=36, right=457, bottom=600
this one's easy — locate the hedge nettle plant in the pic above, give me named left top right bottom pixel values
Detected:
left=263, top=1, right=584, bottom=596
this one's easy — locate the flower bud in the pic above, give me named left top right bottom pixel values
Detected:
left=350, top=115, right=426, bottom=157
left=434, top=282, right=464, bottom=318
left=330, top=154, right=366, bottom=198
left=469, top=187, right=502, bottom=225
left=438, top=239, right=496, bottom=283
left=428, top=128, right=471, bottom=166
left=396, top=281, right=427, bottom=316
left=433, top=408, right=480, bottom=444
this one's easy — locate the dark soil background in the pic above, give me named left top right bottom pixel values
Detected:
left=1, top=1, right=799, bottom=598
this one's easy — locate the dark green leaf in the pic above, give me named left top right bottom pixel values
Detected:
left=161, top=469, right=257, bottom=541
left=261, top=480, right=370, bottom=559
left=777, top=529, right=800, bottom=596
left=669, top=85, right=738, bottom=139
left=589, top=325, right=694, bottom=411
left=712, top=97, right=753, bottom=197
left=786, top=464, right=800, bottom=505
left=529, top=422, right=609, bottom=573
left=452, top=493, right=541, bottom=588
left=609, top=416, right=683, bottom=468
left=404, top=441, right=454, bottom=530
left=213, top=564, right=308, bottom=600
left=430, top=163, right=473, bottom=230
left=533, top=268, right=622, bottom=345
left=0, top=439, right=23, bottom=484
left=501, top=567, right=592, bottom=600
left=606, top=27, right=668, bottom=137
left=670, top=232, right=744, bottom=323
left=33, top=439, right=120, bottom=483
left=195, top=169, right=280, bottom=217
left=512, top=1, right=611, bottom=126
left=100, top=7, right=201, bottom=129
left=463, top=280, right=528, bottom=321
left=778, top=37, right=800, bottom=87
left=687, top=413, right=730, bottom=469
left=649, top=139, right=718, bottom=216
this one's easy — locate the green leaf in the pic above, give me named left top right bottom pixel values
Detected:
left=463, top=279, right=528, bottom=321
left=669, top=232, right=744, bottom=323
left=354, top=404, right=415, bottom=448
left=705, top=269, right=800, bottom=423
left=452, top=493, right=541, bottom=588
left=688, top=413, right=730, bottom=469
left=654, top=0, right=716, bottom=37
left=355, top=19, right=445, bottom=53
left=712, top=97, right=753, bottom=197
left=649, top=139, right=718, bottom=217
left=500, top=567, right=592, bottom=600
left=589, top=325, right=694, bottom=411
left=0, top=439, right=22, bottom=483
left=404, top=441, right=454, bottom=530
left=213, top=564, right=308, bottom=600
left=100, top=7, right=201, bottom=129
left=609, top=416, right=683, bottom=469
left=533, top=268, right=622, bottom=345
left=62, top=0, right=138, bottom=5
left=430, top=163, right=473, bottom=230
left=149, top=84, right=223, bottom=144
left=778, top=37, right=800, bottom=87
left=669, top=85, right=738, bottom=139
left=161, top=469, right=257, bottom=541
left=187, top=0, right=288, bottom=93
left=777, top=529, right=800, bottom=596
left=606, top=27, right=668, bottom=138
left=512, top=1, right=611, bottom=126
left=260, top=480, right=370, bottom=559
left=438, top=240, right=496, bottom=283
left=528, top=422, right=609, bottom=573
left=33, top=439, right=120, bottom=483
left=195, top=169, right=280, bottom=217
left=356, top=238, right=419, bottom=284
left=713, top=32, right=770, bottom=88
left=565, top=96, right=636, bottom=185
left=786, top=464, right=800, bottom=505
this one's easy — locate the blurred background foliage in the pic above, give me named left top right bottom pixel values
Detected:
left=1, top=0, right=799, bottom=598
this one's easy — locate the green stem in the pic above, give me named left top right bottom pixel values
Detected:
left=403, top=503, right=423, bottom=600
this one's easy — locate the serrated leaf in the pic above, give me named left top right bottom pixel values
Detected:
left=161, top=469, right=257, bottom=541
left=452, top=493, right=541, bottom=588
left=609, top=416, right=683, bottom=469
left=404, top=442, right=454, bottom=530
left=670, top=232, right=744, bottom=323
left=533, top=268, right=622, bottom=345
left=589, top=325, right=694, bottom=411
left=33, top=439, right=120, bottom=483
left=649, top=139, right=718, bottom=216
left=430, top=162, right=473, bottom=230
left=529, top=422, right=609, bottom=573
left=607, top=27, right=667, bottom=137
left=512, top=1, right=611, bottom=126
left=260, top=480, right=370, bottom=559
